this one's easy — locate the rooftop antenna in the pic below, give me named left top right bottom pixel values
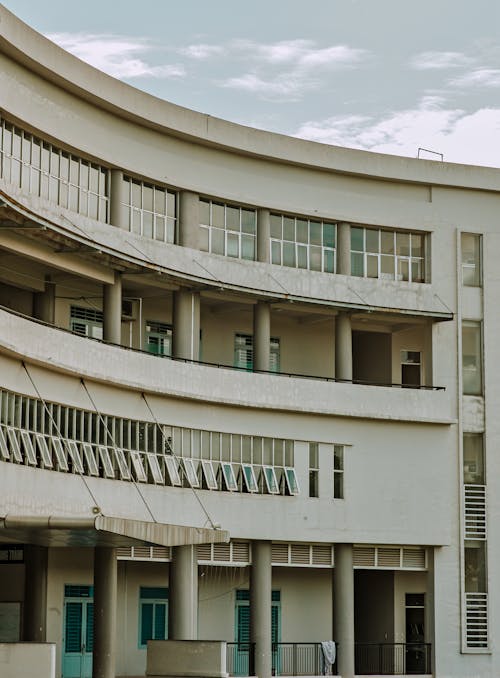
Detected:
left=417, top=147, right=444, bottom=161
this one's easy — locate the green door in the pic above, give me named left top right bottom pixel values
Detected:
left=62, top=586, right=93, bottom=678
left=235, top=590, right=281, bottom=676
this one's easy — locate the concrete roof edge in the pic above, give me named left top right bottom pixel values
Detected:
left=1, top=4, right=500, bottom=191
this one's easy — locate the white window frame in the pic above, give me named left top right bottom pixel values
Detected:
left=242, top=464, right=258, bottom=493
left=201, top=460, right=218, bottom=490
left=182, top=458, right=200, bottom=488
left=221, top=462, right=238, bottom=491
left=284, top=467, right=300, bottom=495
left=164, top=455, right=182, bottom=487
left=263, top=466, right=279, bottom=494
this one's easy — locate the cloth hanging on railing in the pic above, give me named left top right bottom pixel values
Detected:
left=321, top=640, right=336, bottom=675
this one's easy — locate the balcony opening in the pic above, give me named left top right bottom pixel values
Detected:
left=352, top=330, right=392, bottom=385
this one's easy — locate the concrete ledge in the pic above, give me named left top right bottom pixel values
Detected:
left=146, top=640, right=228, bottom=678
left=0, top=642, right=56, bottom=678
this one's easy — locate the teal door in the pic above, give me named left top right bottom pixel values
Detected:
left=62, top=586, right=94, bottom=678
left=235, top=590, right=281, bottom=676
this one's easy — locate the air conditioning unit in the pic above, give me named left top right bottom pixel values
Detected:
left=121, top=299, right=136, bottom=320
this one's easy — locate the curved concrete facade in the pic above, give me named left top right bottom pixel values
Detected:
left=0, top=5, right=499, bottom=678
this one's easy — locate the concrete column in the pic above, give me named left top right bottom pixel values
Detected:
left=103, top=271, right=122, bottom=344
left=93, top=547, right=117, bottom=678
left=172, top=290, right=200, bottom=360
left=335, top=312, right=352, bottom=381
left=23, top=545, right=48, bottom=641
left=336, top=222, right=351, bottom=276
left=168, top=545, right=198, bottom=639
left=33, top=277, right=55, bottom=324
left=250, top=540, right=272, bottom=678
left=179, top=191, right=200, bottom=249
left=253, top=302, right=271, bottom=372
left=257, top=208, right=271, bottom=263
left=333, top=543, right=355, bottom=678
left=425, top=547, right=435, bottom=673
left=109, top=169, right=127, bottom=229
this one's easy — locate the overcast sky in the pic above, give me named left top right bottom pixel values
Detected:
left=4, top=0, right=500, bottom=168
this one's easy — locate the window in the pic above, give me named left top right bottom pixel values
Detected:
left=462, top=322, right=482, bottom=395
left=139, top=587, right=168, bottom=648
left=464, top=543, right=487, bottom=593
left=123, top=177, right=176, bottom=243
left=309, top=443, right=319, bottom=498
left=200, top=198, right=256, bottom=260
left=350, top=227, right=425, bottom=283
left=70, top=306, right=103, bottom=340
left=234, top=334, right=280, bottom=372
left=270, top=213, right=336, bottom=273
left=463, top=434, right=484, bottom=485
left=401, top=351, right=421, bottom=388
left=461, top=233, right=481, bottom=287
left=333, top=445, right=344, bottom=499
left=0, top=116, right=108, bottom=221
left=146, top=321, right=172, bottom=357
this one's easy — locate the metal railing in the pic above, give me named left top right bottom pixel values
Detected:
left=0, top=304, right=445, bottom=390
left=227, top=642, right=338, bottom=676
left=355, top=642, right=431, bottom=675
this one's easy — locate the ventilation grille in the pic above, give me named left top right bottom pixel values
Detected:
left=197, top=541, right=250, bottom=565
left=354, top=546, right=427, bottom=570
left=465, top=592, right=488, bottom=649
left=271, top=543, right=334, bottom=567
left=464, top=485, right=487, bottom=540
left=116, top=546, right=171, bottom=561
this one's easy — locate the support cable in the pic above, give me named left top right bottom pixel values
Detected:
left=21, top=362, right=101, bottom=512
left=141, top=392, right=219, bottom=531
left=79, top=379, right=157, bottom=524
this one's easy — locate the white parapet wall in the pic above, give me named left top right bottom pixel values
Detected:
left=147, top=640, right=229, bottom=678
left=0, top=642, right=56, bottom=678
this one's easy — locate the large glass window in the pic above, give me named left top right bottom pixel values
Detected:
left=139, top=587, right=168, bottom=647
left=146, top=321, right=172, bottom=357
left=199, top=199, right=256, bottom=260
left=351, top=226, right=425, bottom=282
left=463, top=434, right=484, bottom=485
left=0, top=117, right=108, bottom=221
left=461, top=233, right=482, bottom=287
left=270, top=214, right=336, bottom=273
left=123, top=177, right=176, bottom=244
left=234, top=334, right=280, bottom=372
left=462, top=322, right=482, bottom=395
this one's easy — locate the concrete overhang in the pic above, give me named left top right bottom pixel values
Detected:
left=0, top=514, right=229, bottom=549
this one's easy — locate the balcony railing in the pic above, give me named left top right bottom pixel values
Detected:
left=0, top=304, right=445, bottom=390
left=227, top=642, right=432, bottom=676
left=355, top=643, right=431, bottom=675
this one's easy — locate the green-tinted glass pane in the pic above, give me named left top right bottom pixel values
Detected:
left=65, top=602, right=82, bottom=653
left=270, top=214, right=282, bottom=239
left=271, top=240, right=281, bottom=265
left=351, top=227, right=364, bottom=251
left=297, top=245, right=308, bottom=269
left=226, top=206, right=240, bottom=231
left=367, top=254, right=378, bottom=278
left=351, top=252, right=364, bottom=276
left=241, top=209, right=256, bottom=234
left=310, top=246, right=321, bottom=271
left=283, top=241, right=295, bottom=267
left=310, top=221, right=322, bottom=246
left=154, top=603, right=167, bottom=640
left=296, top=219, right=308, bottom=243
left=211, top=228, right=224, bottom=255
left=396, top=232, right=410, bottom=256
left=199, top=199, right=210, bottom=225
left=366, top=229, right=379, bottom=253
left=141, top=603, right=153, bottom=645
left=212, top=202, right=225, bottom=228
left=241, top=235, right=255, bottom=260
left=283, top=217, right=295, bottom=242
left=227, top=232, right=239, bottom=257
left=324, top=248, right=334, bottom=273
left=381, top=230, right=394, bottom=254
left=323, top=222, right=335, bottom=248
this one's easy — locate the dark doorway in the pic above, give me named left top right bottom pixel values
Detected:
left=352, top=331, right=392, bottom=385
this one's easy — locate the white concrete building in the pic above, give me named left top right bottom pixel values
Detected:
left=0, top=5, right=497, bottom=678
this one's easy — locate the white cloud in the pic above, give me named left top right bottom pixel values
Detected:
left=449, top=68, right=500, bottom=88
left=179, top=44, right=226, bottom=59
left=46, top=32, right=186, bottom=79
left=294, top=100, right=500, bottom=168
left=221, top=72, right=317, bottom=101
left=411, top=51, right=472, bottom=70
